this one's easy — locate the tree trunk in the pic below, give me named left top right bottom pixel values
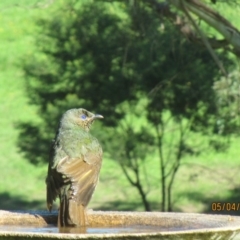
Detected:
left=155, top=124, right=166, bottom=211
left=120, top=162, right=151, bottom=211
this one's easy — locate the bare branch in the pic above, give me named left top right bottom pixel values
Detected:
left=179, top=0, right=227, bottom=76
left=168, top=0, right=240, bottom=56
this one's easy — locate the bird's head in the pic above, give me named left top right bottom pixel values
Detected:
left=60, top=108, right=103, bottom=131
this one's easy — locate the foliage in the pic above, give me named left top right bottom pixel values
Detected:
left=17, top=0, right=234, bottom=210
left=18, top=0, right=134, bottom=164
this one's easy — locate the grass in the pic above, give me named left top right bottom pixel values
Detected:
left=0, top=0, right=46, bottom=210
left=0, top=0, right=240, bottom=215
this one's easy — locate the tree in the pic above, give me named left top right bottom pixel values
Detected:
left=18, top=0, right=234, bottom=211
left=18, top=1, right=134, bottom=164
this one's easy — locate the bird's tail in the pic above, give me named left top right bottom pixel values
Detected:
left=58, top=193, right=87, bottom=227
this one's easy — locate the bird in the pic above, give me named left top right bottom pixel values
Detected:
left=45, top=108, right=103, bottom=227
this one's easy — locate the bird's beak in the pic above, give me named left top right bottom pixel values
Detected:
left=93, top=114, right=104, bottom=120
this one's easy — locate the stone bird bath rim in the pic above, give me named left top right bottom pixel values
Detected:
left=0, top=210, right=240, bottom=239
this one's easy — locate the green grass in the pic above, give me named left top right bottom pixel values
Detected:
left=0, top=0, right=240, bottom=215
left=0, top=1, right=45, bottom=210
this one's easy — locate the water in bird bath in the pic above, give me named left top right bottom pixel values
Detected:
left=0, top=224, right=196, bottom=234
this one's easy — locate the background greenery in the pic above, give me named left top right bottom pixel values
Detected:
left=1, top=0, right=240, bottom=215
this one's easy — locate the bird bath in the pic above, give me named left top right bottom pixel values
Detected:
left=0, top=210, right=240, bottom=239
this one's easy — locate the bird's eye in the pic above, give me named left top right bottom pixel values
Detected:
left=81, top=114, right=87, bottom=120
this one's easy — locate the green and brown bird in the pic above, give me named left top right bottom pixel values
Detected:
left=46, top=108, right=103, bottom=227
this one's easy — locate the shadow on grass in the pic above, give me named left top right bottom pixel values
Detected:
left=0, top=191, right=150, bottom=212
left=94, top=201, right=160, bottom=211
left=176, top=187, right=240, bottom=216
left=2, top=188, right=240, bottom=215
left=0, top=192, right=44, bottom=210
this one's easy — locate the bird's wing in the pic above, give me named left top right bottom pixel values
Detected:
left=46, top=160, right=67, bottom=211
left=57, top=140, right=102, bottom=206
